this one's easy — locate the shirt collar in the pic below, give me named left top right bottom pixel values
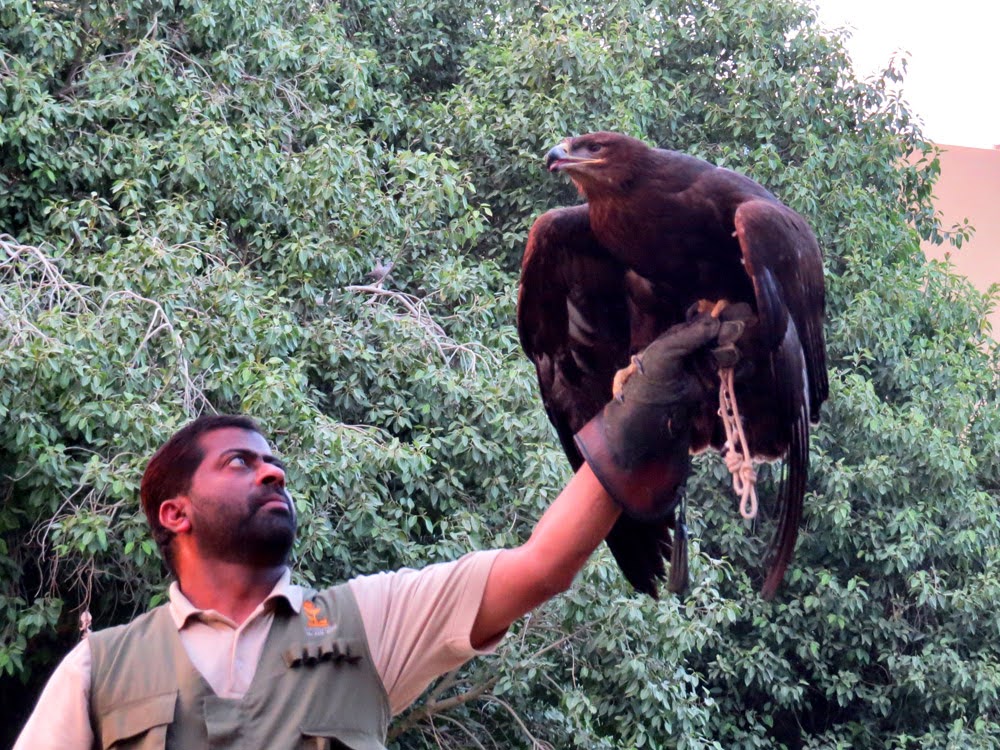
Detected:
left=167, top=568, right=305, bottom=630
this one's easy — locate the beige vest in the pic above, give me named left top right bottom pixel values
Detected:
left=88, top=584, right=390, bottom=750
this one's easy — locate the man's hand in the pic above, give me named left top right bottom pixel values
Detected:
left=574, top=308, right=748, bottom=520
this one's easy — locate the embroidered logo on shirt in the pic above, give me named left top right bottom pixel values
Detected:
left=303, top=600, right=330, bottom=629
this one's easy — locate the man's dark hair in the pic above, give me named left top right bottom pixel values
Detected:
left=140, top=414, right=264, bottom=575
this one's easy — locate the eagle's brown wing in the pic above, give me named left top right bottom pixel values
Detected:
left=735, top=200, right=828, bottom=422
left=734, top=199, right=828, bottom=598
left=517, top=204, right=680, bottom=596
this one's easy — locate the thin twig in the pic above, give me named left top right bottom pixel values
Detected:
left=387, top=674, right=499, bottom=741
left=345, top=283, right=494, bottom=375
left=97, top=289, right=209, bottom=414
left=484, top=694, right=553, bottom=750
left=429, top=713, right=489, bottom=750
left=389, top=619, right=592, bottom=742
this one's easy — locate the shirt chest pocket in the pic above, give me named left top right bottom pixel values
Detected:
left=97, top=691, right=176, bottom=750
left=299, top=726, right=388, bottom=750
left=289, top=639, right=387, bottom=750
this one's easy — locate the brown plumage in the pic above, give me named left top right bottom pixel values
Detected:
left=517, top=132, right=827, bottom=599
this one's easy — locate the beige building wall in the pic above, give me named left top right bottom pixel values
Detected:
left=919, top=144, right=1000, bottom=337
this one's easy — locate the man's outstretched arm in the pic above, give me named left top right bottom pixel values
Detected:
left=470, top=312, right=738, bottom=647
left=470, top=463, right=620, bottom=648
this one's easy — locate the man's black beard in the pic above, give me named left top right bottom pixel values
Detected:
left=233, top=510, right=297, bottom=567
left=195, top=503, right=297, bottom=568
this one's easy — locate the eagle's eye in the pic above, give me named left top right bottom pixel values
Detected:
left=585, top=143, right=602, bottom=154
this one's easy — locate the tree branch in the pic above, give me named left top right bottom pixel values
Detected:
left=345, top=283, right=494, bottom=374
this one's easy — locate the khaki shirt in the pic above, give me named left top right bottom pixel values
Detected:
left=14, top=550, right=503, bottom=749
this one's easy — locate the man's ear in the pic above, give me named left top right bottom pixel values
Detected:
left=160, top=497, right=192, bottom=534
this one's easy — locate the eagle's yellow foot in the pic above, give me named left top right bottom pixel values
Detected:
left=612, top=355, right=642, bottom=402
left=694, top=298, right=730, bottom=318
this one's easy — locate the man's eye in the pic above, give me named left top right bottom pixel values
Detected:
left=230, top=456, right=248, bottom=467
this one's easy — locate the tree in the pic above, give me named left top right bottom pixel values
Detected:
left=2, top=0, right=997, bottom=747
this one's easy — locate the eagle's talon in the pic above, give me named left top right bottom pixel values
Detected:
left=694, top=299, right=715, bottom=316
left=692, top=299, right=731, bottom=319
left=612, top=355, right=642, bottom=402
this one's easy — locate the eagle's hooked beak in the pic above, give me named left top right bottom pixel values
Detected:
left=545, top=141, right=598, bottom=172
left=545, top=143, right=569, bottom=171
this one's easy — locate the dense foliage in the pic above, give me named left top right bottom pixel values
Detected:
left=2, top=0, right=998, bottom=747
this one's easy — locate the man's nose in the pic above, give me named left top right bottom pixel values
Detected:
left=259, top=462, right=286, bottom=486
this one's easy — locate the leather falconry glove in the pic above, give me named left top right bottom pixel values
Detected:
left=574, top=306, right=752, bottom=521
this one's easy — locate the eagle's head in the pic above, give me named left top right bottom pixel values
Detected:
left=545, top=132, right=650, bottom=197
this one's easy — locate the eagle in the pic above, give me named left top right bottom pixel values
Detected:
left=517, top=132, right=827, bottom=599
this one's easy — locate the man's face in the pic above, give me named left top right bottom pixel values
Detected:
left=183, top=427, right=297, bottom=568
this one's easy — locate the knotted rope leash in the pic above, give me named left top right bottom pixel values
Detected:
left=718, top=366, right=758, bottom=519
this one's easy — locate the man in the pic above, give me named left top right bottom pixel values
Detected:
left=14, top=312, right=732, bottom=748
